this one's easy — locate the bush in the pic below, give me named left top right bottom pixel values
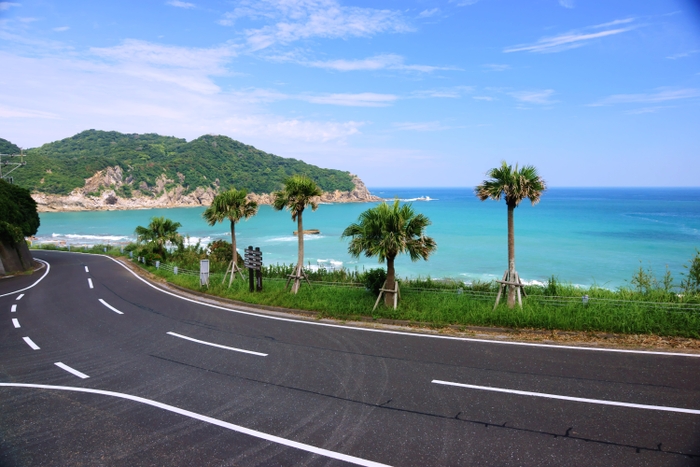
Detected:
left=682, top=249, right=700, bottom=294
left=363, top=268, right=387, bottom=295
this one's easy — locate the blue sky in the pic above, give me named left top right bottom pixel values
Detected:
left=1, top=0, right=699, bottom=187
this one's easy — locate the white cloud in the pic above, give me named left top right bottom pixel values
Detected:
left=53, top=26, right=70, bottom=32
left=590, top=88, right=700, bottom=106
left=411, top=86, right=472, bottom=99
left=0, top=2, right=20, bottom=11
left=559, top=0, right=575, bottom=8
left=509, top=89, right=557, bottom=105
left=166, top=1, right=195, bottom=8
left=304, top=53, right=456, bottom=73
left=482, top=63, right=510, bottom=72
left=220, top=0, right=411, bottom=50
left=667, top=50, right=699, bottom=60
left=304, top=92, right=397, bottom=107
left=418, top=8, right=439, bottom=19
left=392, top=121, right=450, bottom=132
left=450, top=0, right=479, bottom=6
left=504, top=18, right=636, bottom=53
left=472, top=96, right=493, bottom=101
left=0, top=105, right=59, bottom=119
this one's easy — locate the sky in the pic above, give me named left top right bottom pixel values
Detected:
left=1, top=0, right=699, bottom=187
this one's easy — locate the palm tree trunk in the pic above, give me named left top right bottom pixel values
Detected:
left=385, top=255, right=396, bottom=307
left=293, top=212, right=304, bottom=294
left=507, top=203, right=516, bottom=308
left=230, top=220, right=237, bottom=277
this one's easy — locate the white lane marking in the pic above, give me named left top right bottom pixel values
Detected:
left=0, top=383, right=391, bottom=467
left=11, top=305, right=17, bottom=312
left=0, top=259, right=49, bottom=298
left=55, top=362, right=90, bottom=379
left=85, top=266, right=89, bottom=273
left=23, top=336, right=40, bottom=350
left=105, top=256, right=700, bottom=359
left=12, top=318, right=20, bottom=328
left=431, top=380, right=700, bottom=415
left=99, top=299, right=124, bottom=315
left=87, top=278, right=94, bottom=289
left=167, top=332, right=267, bottom=356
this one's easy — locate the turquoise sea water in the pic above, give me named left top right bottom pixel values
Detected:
left=34, top=188, right=700, bottom=288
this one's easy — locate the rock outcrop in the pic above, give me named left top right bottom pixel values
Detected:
left=32, top=168, right=380, bottom=212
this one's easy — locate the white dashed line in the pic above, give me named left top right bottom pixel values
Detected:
left=16, top=294, right=24, bottom=300
left=167, top=332, right=267, bottom=356
left=85, top=266, right=89, bottom=273
left=55, top=362, right=90, bottom=379
left=431, top=380, right=700, bottom=415
left=11, top=305, right=17, bottom=312
left=98, top=299, right=123, bottom=315
left=22, top=336, right=40, bottom=350
left=12, top=318, right=20, bottom=328
left=87, top=278, right=94, bottom=289
left=0, top=383, right=391, bottom=467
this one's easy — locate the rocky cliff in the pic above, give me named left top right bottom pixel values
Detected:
left=32, top=166, right=380, bottom=212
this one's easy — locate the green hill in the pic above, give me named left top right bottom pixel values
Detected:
left=9, top=130, right=356, bottom=196
left=0, top=138, right=21, bottom=155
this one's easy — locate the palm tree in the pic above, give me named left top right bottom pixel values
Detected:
left=475, top=161, right=546, bottom=308
left=203, top=188, right=258, bottom=285
left=273, top=175, right=323, bottom=293
left=342, top=199, right=436, bottom=308
left=135, top=216, right=184, bottom=259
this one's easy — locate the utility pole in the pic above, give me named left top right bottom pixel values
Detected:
left=0, top=150, right=26, bottom=183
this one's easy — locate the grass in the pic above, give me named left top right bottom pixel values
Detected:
left=31, top=243, right=700, bottom=338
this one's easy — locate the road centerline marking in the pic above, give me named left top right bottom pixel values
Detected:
left=87, top=278, right=94, bottom=289
left=11, top=304, right=17, bottom=312
left=12, top=318, right=20, bottom=328
left=85, top=266, right=89, bottom=273
left=22, top=336, right=40, bottom=350
left=0, top=383, right=391, bottom=467
left=431, top=380, right=700, bottom=415
left=55, top=362, right=90, bottom=379
left=167, top=332, right=267, bottom=356
left=98, top=299, right=124, bottom=315
left=16, top=294, right=24, bottom=300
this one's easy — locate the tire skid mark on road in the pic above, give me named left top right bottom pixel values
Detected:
left=55, top=362, right=90, bottom=379
left=167, top=331, right=267, bottom=356
left=105, top=256, right=700, bottom=358
left=432, top=380, right=700, bottom=415
left=0, top=383, right=392, bottom=467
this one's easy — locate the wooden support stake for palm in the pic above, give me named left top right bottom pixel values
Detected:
left=493, top=270, right=525, bottom=310
left=222, top=260, right=245, bottom=287
left=373, top=280, right=401, bottom=311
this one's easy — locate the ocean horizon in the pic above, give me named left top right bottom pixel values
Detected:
left=33, top=187, right=700, bottom=289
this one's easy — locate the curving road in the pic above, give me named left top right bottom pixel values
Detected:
left=1, top=250, right=699, bottom=466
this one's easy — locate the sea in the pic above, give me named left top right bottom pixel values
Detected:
left=33, top=187, right=700, bottom=289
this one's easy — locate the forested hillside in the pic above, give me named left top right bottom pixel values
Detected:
left=9, top=130, right=355, bottom=196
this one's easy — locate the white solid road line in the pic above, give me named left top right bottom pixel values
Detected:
left=105, top=256, right=700, bottom=359
left=85, top=266, right=89, bottom=273
left=12, top=318, right=20, bottom=328
left=23, top=336, right=40, bottom=350
left=55, top=362, right=90, bottom=379
left=167, top=332, right=267, bottom=356
left=88, top=278, right=94, bottom=289
left=431, top=380, right=700, bottom=416
left=0, top=383, right=392, bottom=467
left=0, top=259, right=49, bottom=299
left=11, top=305, right=17, bottom=312
left=99, top=299, right=124, bottom=315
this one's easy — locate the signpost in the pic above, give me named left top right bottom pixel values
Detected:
left=200, top=259, right=210, bottom=287
left=244, top=246, right=263, bottom=292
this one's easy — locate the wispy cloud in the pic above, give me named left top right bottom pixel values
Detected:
left=166, top=1, right=195, bottom=8
left=509, top=89, right=557, bottom=105
left=305, top=92, right=397, bottom=107
left=392, top=121, right=451, bottom=132
left=411, top=86, right=473, bottom=99
left=667, top=50, right=699, bottom=60
left=482, top=63, right=510, bottom=72
left=0, top=2, right=20, bottom=11
left=559, top=0, right=575, bottom=9
left=220, top=0, right=411, bottom=50
left=304, top=54, right=456, bottom=73
left=418, top=8, right=439, bottom=19
left=53, top=26, right=70, bottom=32
left=450, top=0, right=479, bottom=6
left=504, top=18, right=636, bottom=53
left=590, top=88, right=700, bottom=106
left=473, top=96, right=494, bottom=101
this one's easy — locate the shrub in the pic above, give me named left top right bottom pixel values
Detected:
left=363, top=268, right=387, bottom=295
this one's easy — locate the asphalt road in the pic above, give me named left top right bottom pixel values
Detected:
left=1, top=250, right=699, bottom=466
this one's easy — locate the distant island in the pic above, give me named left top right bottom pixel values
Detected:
left=1, top=130, right=380, bottom=212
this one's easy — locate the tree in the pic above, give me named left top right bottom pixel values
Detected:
left=475, top=161, right=546, bottom=308
left=272, top=175, right=322, bottom=293
left=135, top=216, right=183, bottom=260
left=202, top=188, right=258, bottom=284
left=342, top=199, right=436, bottom=307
